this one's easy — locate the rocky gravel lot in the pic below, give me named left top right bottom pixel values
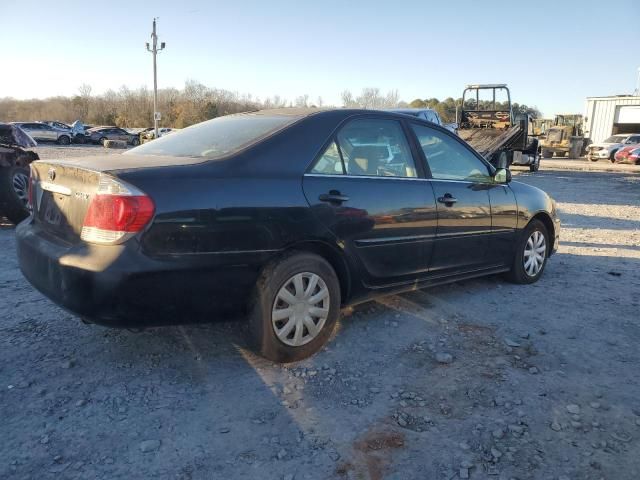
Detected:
left=1, top=147, right=639, bottom=479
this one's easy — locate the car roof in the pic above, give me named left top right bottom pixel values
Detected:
left=234, top=107, right=431, bottom=121
left=389, top=108, right=436, bottom=113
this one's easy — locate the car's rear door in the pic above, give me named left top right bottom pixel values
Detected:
left=409, top=123, right=496, bottom=274
left=302, top=116, right=438, bottom=287
left=23, top=123, right=43, bottom=141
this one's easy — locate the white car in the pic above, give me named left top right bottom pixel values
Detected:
left=141, top=127, right=177, bottom=140
left=587, top=133, right=640, bottom=162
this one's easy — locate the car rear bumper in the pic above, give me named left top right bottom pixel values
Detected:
left=16, top=222, right=264, bottom=328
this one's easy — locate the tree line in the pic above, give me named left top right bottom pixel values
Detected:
left=0, top=83, right=540, bottom=128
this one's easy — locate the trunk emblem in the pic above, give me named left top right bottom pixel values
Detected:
left=48, top=168, right=56, bottom=181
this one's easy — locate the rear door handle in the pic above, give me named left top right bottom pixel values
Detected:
left=319, top=192, right=349, bottom=204
left=437, top=194, right=458, bottom=205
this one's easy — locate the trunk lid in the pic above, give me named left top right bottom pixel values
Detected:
left=30, top=154, right=208, bottom=243
left=31, top=162, right=101, bottom=243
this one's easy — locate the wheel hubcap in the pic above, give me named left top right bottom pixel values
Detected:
left=12, top=172, right=29, bottom=207
left=272, top=272, right=330, bottom=347
left=523, top=230, right=546, bottom=277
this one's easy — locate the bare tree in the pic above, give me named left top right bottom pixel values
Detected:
left=294, top=94, right=309, bottom=108
left=341, top=90, right=355, bottom=108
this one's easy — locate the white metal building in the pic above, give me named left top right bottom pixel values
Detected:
left=584, top=95, right=640, bottom=143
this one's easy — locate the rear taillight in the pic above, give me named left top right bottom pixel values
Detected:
left=80, top=175, right=154, bottom=245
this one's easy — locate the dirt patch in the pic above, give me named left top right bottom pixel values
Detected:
left=337, top=429, right=405, bottom=480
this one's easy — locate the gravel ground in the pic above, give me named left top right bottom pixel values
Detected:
left=1, top=148, right=639, bottom=480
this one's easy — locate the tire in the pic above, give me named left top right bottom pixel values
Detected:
left=0, top=166, right=30, bottom=225
left=99, top=137, right=108, bottom=146
left=131, top=137, right=140, bottom=146
left=609, top=150, right=617, bottom=163
left=589, top=156, right=598, bottom=162
left=555, top=151, right=566, bottom=158
left=541, top=149, right=553, bottom=159
left=57, top=135, right=71, bottom=146
left=505, top=219, right=549, bottom=284
left=568, top=145, right=580, bottom=159
left=248, top=252, right=341, bottom=363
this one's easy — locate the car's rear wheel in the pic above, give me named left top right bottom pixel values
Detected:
left=249, top=252, right=341, bottom=363
left=0, top=165, right=30, bottom=225
left=506, top=219, right=549, bottom=284
left=529, top=154, right=540, bottom=172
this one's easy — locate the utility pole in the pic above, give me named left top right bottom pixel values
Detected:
left=146, top=18, right=165, bottom=139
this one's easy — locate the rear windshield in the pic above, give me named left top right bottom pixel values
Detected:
left=125, top=114, right=299, bottom=158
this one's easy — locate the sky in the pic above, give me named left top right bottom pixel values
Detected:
left=1, top=0, right=639, bottom=117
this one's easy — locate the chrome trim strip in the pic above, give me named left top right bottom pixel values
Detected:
left=303, top=173, right=428, bottom=182
left=355, top=234, right=436, bottom=247
left=39, top=181, right=72, bottom=196
left=303, top=173, right=495, bottom=185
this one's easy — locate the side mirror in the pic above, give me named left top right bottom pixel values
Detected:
left=494, top=168, right=511, bottom=184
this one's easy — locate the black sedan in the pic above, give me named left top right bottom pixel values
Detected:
left=16, top=109, right=560, bottom=362
left=86, top=126, right=141, bottom=146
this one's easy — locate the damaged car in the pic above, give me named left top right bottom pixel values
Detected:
left=0, top=123, right=39, bottom=224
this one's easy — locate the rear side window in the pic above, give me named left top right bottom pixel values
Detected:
left=311, top=141, right=344, bottom=175
left=126, top=114, right=299, bottom=158
left=336, top=119, right=417, bottom=178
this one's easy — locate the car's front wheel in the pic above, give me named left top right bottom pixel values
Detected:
left=58, top=135, right=71, bottom=146
left=506, top=219, right=549, bottom=284
left=249, top=252, right=341, bottom=363
left=609, top=150, right=617, bottom=163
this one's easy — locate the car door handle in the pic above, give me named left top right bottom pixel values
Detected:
left=319, top=192, right=349, bottom=204
left=437, top=194, right=458, bottom=205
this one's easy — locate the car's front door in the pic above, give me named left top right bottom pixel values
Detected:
left=40, top=124, right=56, bottom=141
left=115, top=129, right=129, bottom=142
left=410, top=123, right=494, bottom=274
left=303, top=117, right=438, bottom=287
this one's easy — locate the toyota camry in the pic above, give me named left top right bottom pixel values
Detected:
left=16, top=109, right=560, bottom=362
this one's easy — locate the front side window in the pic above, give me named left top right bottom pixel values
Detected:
left=336, top=118, right=417, bottom=178
left=411, top=124, right=490, bottom=182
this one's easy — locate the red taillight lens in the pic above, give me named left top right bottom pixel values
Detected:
left=81, top=194, right=154, bottom=244
left=83, top=195, right=154, bottom=232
